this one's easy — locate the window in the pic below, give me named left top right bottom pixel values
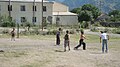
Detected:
left=43, top=6, right=46, bottom=12
left=8, top=5, right=12, bottom=11
left=21, top=17, right=26, bottom=22
left=32, top=17, right=36, bottom=22
left=21, top=5, right=26, bottom=11
left=33, top=6, right=36, bottom=11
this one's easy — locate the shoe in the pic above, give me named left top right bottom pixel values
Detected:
left=105, top=50, right=108, bottom=53
left=74, top=47, right=77, bottom=50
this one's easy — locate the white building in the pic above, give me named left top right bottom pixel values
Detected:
left=0, top=0, right=78, bottom=25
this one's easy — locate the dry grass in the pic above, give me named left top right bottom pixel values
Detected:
left=0, top=34, right=120, bottom=67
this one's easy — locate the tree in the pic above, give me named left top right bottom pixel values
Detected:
left=81, top=4, right=101, bottom=19
left=71, top=4, right=101, bottom=22
left=70, top=8, right=80, bottom=14
left=71, top=4, right=101, bottom=28
left=109, top=10, right=120, bottom=22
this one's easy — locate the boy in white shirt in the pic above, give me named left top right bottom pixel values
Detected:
left=100, top=31, right=109, bottom=53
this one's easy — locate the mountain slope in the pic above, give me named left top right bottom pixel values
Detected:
left=48, top=0, right=120, bottom=13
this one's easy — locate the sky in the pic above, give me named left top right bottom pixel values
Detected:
left=59, top=0, right=64, bottom=2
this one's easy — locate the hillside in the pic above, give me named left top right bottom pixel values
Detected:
left=48, top=0, right=120, bottom=13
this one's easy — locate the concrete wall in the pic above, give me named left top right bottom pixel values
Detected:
left=53, top=2, right=68, bottom=12
left=53, top=15, right=78, bottom=25
left=0, top=1, right=53, bottom=25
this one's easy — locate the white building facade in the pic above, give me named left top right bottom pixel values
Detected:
left=0, top=0, right=78, bottom=25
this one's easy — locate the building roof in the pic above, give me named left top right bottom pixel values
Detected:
left=53, top=12, right=78, bottom=16
left=0, top=0, right=49, bottom=2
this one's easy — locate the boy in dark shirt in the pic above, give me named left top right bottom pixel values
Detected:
left=11, top=28, right=15, bottom=41
left=64, top=30, right=70, bottom=52
left=56, top=28, right=61, bottom=45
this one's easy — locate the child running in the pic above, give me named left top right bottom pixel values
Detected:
left=64, top=30, right=70, bottom=52
left=74, top=30, right=86, bottom=50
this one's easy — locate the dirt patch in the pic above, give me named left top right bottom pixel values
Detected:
left=0, top=38, right=120, bottom=67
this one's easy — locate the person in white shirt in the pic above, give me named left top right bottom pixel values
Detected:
left=100, top=31, right=109, bottom=53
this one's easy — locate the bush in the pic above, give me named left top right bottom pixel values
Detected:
left=0, top=16, right=16, bottom=27
left=2, top=29, right=9, bottom=34
left=91, top=27, right=99, bottom=32
left=69, top=29, right=75, bottom=34
left=47, top=30, right=57, bottom=35
left=81, top=21, right=89, bottom=28
left=112, top=28, right=120, bottom=34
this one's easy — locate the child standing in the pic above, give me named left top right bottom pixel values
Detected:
left=11, top=28, right=15, bottom=41
left=56, top=28, right=61, bottom=45
left=64, top=30, right=70, bottom=52
left=74, top=31, right=86, bottom=50
left=100, top=31, right=109, bottom=53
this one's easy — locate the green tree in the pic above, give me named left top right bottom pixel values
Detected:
left=81, top=4, right=101, bottom=20
left=70, top=8, right=80, bottom=14
left=71, top=4, right=101, bottom=22
left=109, top=10, right=120, bottom=22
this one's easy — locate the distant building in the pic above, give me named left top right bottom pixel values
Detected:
left=0, top=0, right=78, bottom=25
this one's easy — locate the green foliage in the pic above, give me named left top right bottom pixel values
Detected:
left=0, top=16, right=16, bottom=27
left=70, top=8, right=80, bottom=13
left=81, top=4, right=101, bottom=19
left=47, top=30, right=57, bottom=35
left=2, top=29, right=9, bottom=34
left=112, top=28, right=120, bottom=34
left=80, top=21, right=89, bottom=28
left=71, top=4, right=101, bottom=22
left=109, top=10, right=120, bottom=22
left=78, top=11, right=92, bottom=22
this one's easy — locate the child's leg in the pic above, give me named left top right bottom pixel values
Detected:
left=83, top=42, right=86, bottom=50
left=74, top=39, right=82, bottom=49
left=64, top=40, right=66, bottom=52
left=68, top=41, right=70, bottom=50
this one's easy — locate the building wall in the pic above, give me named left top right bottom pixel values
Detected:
left=53, top=2, right=68, bottom=12
left=0, top=1, right=78, bottom=26
left=0, top=1, right=53, bottom=25
left=53, top=15, right=78, bottom=25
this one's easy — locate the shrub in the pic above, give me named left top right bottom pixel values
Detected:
left=47, top=30, right=57, bottom=35
left=91, top=27, right=99, bottom=32
left=69, top=29, right=75, bottom=34
left=2, top=29, right=9, bottom=34
left=112, top=28, right=120, bottom=34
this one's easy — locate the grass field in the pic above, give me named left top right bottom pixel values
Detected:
left=0, top=33, right=120, bottom=67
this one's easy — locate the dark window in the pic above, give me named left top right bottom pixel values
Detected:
left=33, top=6, right=36, bottom=11
left=43, top=6, right=46, bottom=12
left=21, top=17, right=26, bottom=22
left=32, top=17, right=36, bottom=22
left=21, top=5, right=25, bottom=11
left=8, top=5, right=12, bottom=11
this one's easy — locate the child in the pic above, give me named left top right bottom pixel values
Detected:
left=74, top=31, right=86, bottom=50
left=64, top=30, right=70, bottom=52
left=11, top=28, right=15, bottom=41
left=56, top=28, right=61, bottom=45
left=100, top=31, right=109, bottom=53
